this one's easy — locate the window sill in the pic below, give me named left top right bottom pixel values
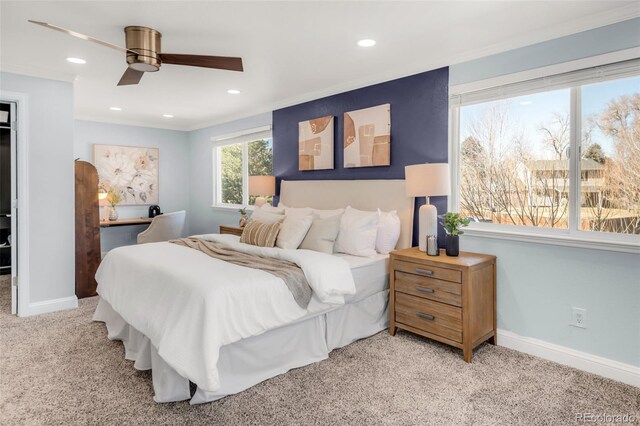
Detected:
left=210, top=205, right=257, bottom=213
left=463, top=226, right=640, bottom=254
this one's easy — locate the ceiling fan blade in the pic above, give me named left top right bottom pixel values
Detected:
left=28, top=20, right=133, bottom=54
left=159, top=53, right=243, bottom=72
left=117, top=68, right=144, bottom=86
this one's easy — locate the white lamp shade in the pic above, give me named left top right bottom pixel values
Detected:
left=249, top=175, right=276, bottom=196
left=404, top=163, right=450, bottom=197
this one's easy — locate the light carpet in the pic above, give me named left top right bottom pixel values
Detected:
left=0, top=276, right=638, bottom=425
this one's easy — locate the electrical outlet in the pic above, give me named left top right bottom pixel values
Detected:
left=571, top=307, right=587, bottom=329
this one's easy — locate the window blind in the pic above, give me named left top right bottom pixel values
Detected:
left=450, top=58, right=640, bottom=107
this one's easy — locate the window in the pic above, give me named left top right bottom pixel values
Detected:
left=450, top=59, right=639, bottom=248
left=212, top=127, right=273, bottom=208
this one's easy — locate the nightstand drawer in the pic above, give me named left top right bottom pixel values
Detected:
left=394, top=260, right=462, bottom=283
left=395, top=292, right=462, bottom=343
left=394, top=271, right=462, bottom=307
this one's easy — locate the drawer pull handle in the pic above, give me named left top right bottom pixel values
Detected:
left=416, top=286, right=434, bottom=293
left=415, top=268, right=434, bottom=276
left=416, top=312, right=435, bottom=321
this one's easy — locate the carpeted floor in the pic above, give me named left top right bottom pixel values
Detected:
left=0, top=275, right=638, bottom=425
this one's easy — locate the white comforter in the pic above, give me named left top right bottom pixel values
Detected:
left=94, top=234, right=355, bottom=392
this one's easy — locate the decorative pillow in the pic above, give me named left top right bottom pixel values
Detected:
left=334, top=206, right=379, bottom=257
left=299, top=214, right=342, bottom=254
left=312, top=207, right=345, bottom=219
left=277, top=214, right=314, bottom=249
left=376, top=209, right=401, bottom=254
left=240, top=220, right=281, bottom=247
left=250, top=208, right=285, bottom=224
left=259, top=204, right=285, bottom=215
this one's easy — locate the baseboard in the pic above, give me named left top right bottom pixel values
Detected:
left=497, top=329, right=639, bottom=388
left=25, top=295, right=78, bottom=316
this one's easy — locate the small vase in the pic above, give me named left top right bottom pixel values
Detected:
left=109, top=206, right=119, bottom=221
left=445, top=234, right=459, bottom=256
left=239, top=216, right=247, bottom=228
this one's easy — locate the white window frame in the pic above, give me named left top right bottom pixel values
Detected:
left=449, top=50, right=640, bottom=254
left=211, top=125, right=272, bottom=210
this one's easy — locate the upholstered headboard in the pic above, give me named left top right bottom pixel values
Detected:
left=279, top=179, right=414, bottom=250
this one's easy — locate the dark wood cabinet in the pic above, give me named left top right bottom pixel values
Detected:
left=75, top=160, right=101, bottom=298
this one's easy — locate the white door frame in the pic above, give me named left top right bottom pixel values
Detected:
left=0, top=91, right=30, bottom=316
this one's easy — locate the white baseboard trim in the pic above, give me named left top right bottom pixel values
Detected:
left=25, top=296, right=78, bottom=317
left=497, top=329, right=639, bottom=388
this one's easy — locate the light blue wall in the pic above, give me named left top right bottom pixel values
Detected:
left=0, top=72, right=75, bottom=304
left=462, top=237, right=640, bottom=366
left=451, top=19, right=640, bottom=366
left=451, top=17, right=640, bottom=85
left=187, top=112, right=272, bottom=237
left=74, top=120, right=189, bottom=251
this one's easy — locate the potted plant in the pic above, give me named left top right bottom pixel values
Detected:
left=439, top=213, right=470, bottom=256
left=238, top=207, right=248, bottom=228
left=106, top=188, right=122, bottom=221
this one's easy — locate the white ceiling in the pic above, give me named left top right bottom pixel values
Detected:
left=1, top=1, right=637, bottom=131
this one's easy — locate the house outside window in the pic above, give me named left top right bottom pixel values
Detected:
left=450, top=58, right=639, bottom=249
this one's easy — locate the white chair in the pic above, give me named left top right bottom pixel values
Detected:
left=137, top=210, right=186, bottom=244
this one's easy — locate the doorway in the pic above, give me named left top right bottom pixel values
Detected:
left=0, top=101, right=17, bottom=314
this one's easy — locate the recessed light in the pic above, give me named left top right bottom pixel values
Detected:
left=162, top=114, right=174, bottom=118
left=109, top=107, right=122, bottom=111
left=227, top=89, right=241, bottom=95
left=357, top=39, right=376, bottom=47
left=519, top=101, right=533, bottom=106
left=66, top=57, right=86, bottom=64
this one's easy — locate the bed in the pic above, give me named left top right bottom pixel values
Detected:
left=93, top=179, right=414, bottom=404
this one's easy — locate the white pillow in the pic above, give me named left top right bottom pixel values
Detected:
left=299, top=214, right=342, bottom=254
left=276, top=213, right=314, bottom=249
left=250, top=208, right=284, bottom=224
left=376, top=209, right=401, bottom=254
left=312, top=208, right=345, bottom=219
left=335, top=206, right=379, bottom=257
left=260, top=204, right=285, bottom=215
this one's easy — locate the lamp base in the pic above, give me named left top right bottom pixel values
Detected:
left=418, top=203, right=438, bottom=252
left=254, top=197, right=267, bottom=208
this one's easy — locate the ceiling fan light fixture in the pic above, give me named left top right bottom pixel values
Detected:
left=129, top=62, right=159, bottom=72
left=66, top=57, right=86, bottom=64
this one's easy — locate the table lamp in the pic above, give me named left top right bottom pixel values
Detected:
left=98, top=188, right=109, bottom=222
left=405, top=163, right=450, bottom=252
left=249, top=176, right=276, bottom=207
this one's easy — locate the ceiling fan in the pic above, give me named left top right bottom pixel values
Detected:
left=28, top=20, right=244, bottom=86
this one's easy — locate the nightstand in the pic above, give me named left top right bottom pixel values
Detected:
left=219, top=225, right=244, bottom=237
left=389, top=247, right=496, bottom=362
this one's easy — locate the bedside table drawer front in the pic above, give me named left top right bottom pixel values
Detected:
left=395, top=293, right=462, bottom=342
left=395, top=272, right=462, bottom=307
left=394, top=260, right=462, bottom=283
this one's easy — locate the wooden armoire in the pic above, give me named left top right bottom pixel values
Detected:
left=75, top=160, right=101, bottom=298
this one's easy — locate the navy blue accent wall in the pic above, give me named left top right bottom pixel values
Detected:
left=272, top=67, right=449, bottom=246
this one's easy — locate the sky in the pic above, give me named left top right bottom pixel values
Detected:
left=460, top=75, right=639, bottom=158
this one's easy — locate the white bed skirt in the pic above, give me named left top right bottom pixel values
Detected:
left=93, top=289, right=389, bottom=404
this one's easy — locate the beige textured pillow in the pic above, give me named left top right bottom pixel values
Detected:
left=299, top=214, right=342, bottom=254
left=240, top=220, right=281, bottom=247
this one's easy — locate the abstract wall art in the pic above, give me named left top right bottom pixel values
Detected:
left=298, top=115, right=334, bottom=171
left=93, top=144, right=159, bottom=205
left=344, top=103, right=391, bottom=168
